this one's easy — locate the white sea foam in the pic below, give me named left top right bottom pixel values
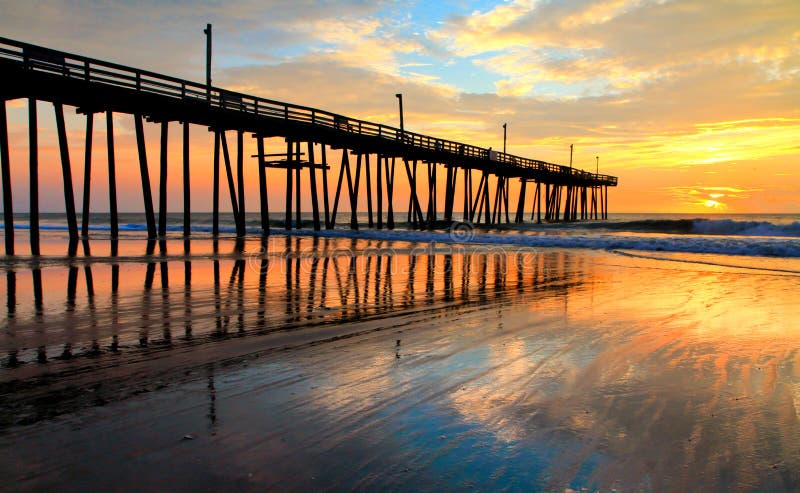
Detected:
left=6, top=218, right=800, bottom=257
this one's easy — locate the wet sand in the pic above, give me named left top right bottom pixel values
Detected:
left=1, top=234, right=799, bottom=491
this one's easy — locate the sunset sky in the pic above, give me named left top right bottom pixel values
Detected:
left=1, top=0, right=798, bottom=213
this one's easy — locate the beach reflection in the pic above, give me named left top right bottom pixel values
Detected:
left=1, top=237, right=799, bottom=490
left=0, top=236, right=581, bottom=367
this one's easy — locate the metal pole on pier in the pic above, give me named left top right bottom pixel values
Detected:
left=395, top=93, right=404, bottom=136
left=204, top=24, right=212, bottom=101
left=503, top=123, right=507, bottom=154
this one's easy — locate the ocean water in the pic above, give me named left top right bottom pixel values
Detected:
left=3, top=212, right=800, bottom=259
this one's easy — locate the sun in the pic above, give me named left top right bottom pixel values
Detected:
left=704, top=199, right=723, bottom=209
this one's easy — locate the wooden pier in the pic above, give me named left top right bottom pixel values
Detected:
left=0, top=36, right=617, bottom=256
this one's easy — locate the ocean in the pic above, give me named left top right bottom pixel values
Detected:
left=4, top=211, right=800, bottom=258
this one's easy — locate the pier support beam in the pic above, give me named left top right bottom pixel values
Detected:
left=220, top=131, right=243, bottom=236
left=107, top=111, right=118, bottom=247
left=284, top=139, right=292, bottom=230
left=80, top=113, right=93, bottom=237
left=0, top=100, right=12, bottom=255
left=182, top=121, right=190, bottom=237
left=29, top=99, right=39, bottom=255
left=212, top=130, right=220, bottom=236
left=133, top=113, right=157, bottom=240
left=386, top=156, right=395, bottom=229
left=237, top=130, right=245, bottom=232
left=515, top=179, right=527, bottom=224
left=257, top=135, right=269, bottom=234
left=158, top=121, right=168, bottom=237
left=376, top=154, right=383, bottom=229
left=365, top=153, right=373, bottom=228
left=54, top=103, right=80, bottom=247
left=307, top=142, right=321, bottom=231
left=321, top=144, right=331, bottom=229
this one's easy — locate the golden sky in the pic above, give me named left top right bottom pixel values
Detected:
left=1, top=0, right=798, bottom=213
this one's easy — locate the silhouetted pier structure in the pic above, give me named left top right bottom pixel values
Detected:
left=0, top=37, right=617, bottom=256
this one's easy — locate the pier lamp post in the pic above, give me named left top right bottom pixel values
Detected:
left=596, top=156, right=599, bottom=175
left=569, top=144, right=574, bottom=169
left=395, top=93, right=404, bottom=140
left=503, top=123, right=507, bottom=154
left=204, top=23, right=212, bottom=101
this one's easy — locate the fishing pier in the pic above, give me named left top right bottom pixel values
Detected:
left=0, top=36, right=617, bottom=256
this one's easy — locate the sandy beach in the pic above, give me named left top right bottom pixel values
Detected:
left=0, top=233, right=798, bottom=491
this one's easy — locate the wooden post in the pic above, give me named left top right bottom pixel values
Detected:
left=403, top=158, right=424, bottom=228
left=330, top=149, right=347, bottom=229
left=54, top=103, right=80, bottom=245
left=463, top=168, right=471, bottom=222
left=182, top=121, right=190, bottom=236
left=470, top=172, right=483, bottom=223
left=386, top=156, right=395, bottom=229
left=158, top=121, right=168, bottom=237
left=29, top=99, right=40, bottom=255
left=285, top=139, right=292, bottom=230
left=307, top=141, right=321, bottom=231
left=321, top=144, right=331, bottom=229
left=537, top=182, right=542, bottom=223
left=604, top=185, right=608, bottom=219
left=212, top=130, right=220, bottom=236
left=133, top=113, right=157, bottom=239
left=295, top=140, right=301, bottom=229
left=0, top=101, right=12, bottom=255
left=220, top=131, right=242, bottom=236
left=365, top=153, right=373, bottom=228
left=443, top=165, right=453, bottom=223
left=80, top=113, right=93, bottom=237
left=107, top=111, right=118, bottom=242
left=545, top=184, right=551, bottom=221
left=257, top=135, right=269, bottom=234
left=482, top=171, right=491, bottom=224
left=237, top=130, right=245, bottom=231
left=377, top=154, right=383, bottom=229
left=504, top=178, right=510, bottom=223
left=349, top=152, right=362, bottom=230
left=515, top=179, right=527, bottom=223
left=491, top=176, right=502, bottom=225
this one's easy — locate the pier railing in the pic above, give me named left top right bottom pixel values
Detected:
left=0, top=36, right=617, bottom=186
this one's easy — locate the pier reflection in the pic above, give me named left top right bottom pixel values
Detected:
left=1, top=237, right=589, bottom=368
